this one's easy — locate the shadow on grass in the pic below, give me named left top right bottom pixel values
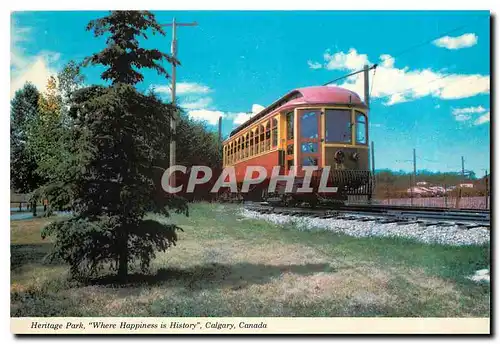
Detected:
left=89, top=262, right=335, bottom=290
left=10, top=243, right=60, bottom=271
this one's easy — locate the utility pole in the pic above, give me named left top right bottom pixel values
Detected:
left=461, top=156, right=465, bottom=180
left=363, top=65, right=370, bottom=109
left=413, top=148, right=417, bottom=185
left=411, top=148, right=416, bottom=206
left=370, top=141, right=375, bottom=176
left=162, top=18, right=198, bottom=186
left=369, top=140, right=375, bottom=202
left=218, top=116, right=222, bottom=142
left=485, top=169, right=489, bottom=210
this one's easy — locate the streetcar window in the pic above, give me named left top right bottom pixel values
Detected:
left=301, top=142, right=318, bottom=153
left=232, top=142, right=235, bottom=163
left=255, top=129, right=260, bottom=154
left=260, top=123, right=266, bottom=152
left=233, top=139, right=237, bottom=162
left=245, top=133, right=249, bottom=158
left=300, top=110, right=319, bottom=139
left=236, top=138, right=240, bottom=161
left=287, top=144, right=294, bottom=155
left=286, top=111, right=294, bottom=140
left=325, top=109, right=352, bottom=143
left=355, top=112, right=367, bottom=145
left=240, top=137, right=244, bottom=159
left=249, top=131, right=254, bottom=156
left=265, top=121, right=271, bottom=151
left=302, top=157, right=318, bottom=166
left=272, top=117, right=278, bottom=148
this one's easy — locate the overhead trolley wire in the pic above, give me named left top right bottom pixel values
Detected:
left=321, top=14, right=487, bottom=87
left=370, top=66, right=377, bottom=98
left=381, top=73, right=454, bottom=100
left=377, top=15, right=486, bottom=68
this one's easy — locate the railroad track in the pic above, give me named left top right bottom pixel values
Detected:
left=244, top=202, right=491, bottom=229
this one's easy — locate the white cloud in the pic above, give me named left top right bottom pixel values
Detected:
left=230, top=104, right=264, bottom=125
left=177, top=84, right=263, bottom=127
left=11, top=21, right=30, bottom=69
left=385, top=93, right=409, bottom=106
left=323, top=48, right=370, bottom=70
left=451, top=106, right=489, bottom=125
left=452, top=106, right=487, bottom=116
left=179, top=95, right=220, bottom=124
left=310, top=48, right=489, bottom=106
left=155, top=82, right=214, bottom=125
left=232, top=112, right=253, bottom=125
left=474, top=111, right=490, bottom=125
left=434, top=104, right=441, bottom=109
left=10, top=21, right=60, bottom=98
left=180, top=97, right=213, bottom=110
left=379, top=54, right=394, bottom=68
left=251, top=104, right=265, bottom=114
left=186, top=108, right=254, bottom=126
left=433, top=33, right=478, bottom=50
left=152, top=82, right=212, bottom=96
left=454, top=114, right=471, bottom=121
left=11, top=23, right=30, bottom=46
left=187, top=109, right=225, bottom=125
left=11, top=54, right=60, bottom=98
left=307, top=60, right=322, bottom=69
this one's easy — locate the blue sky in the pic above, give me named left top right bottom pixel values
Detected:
left=11, top=10, right=490, bottom=176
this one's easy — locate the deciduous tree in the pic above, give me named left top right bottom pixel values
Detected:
left=10, top=82, right=44, bottom=194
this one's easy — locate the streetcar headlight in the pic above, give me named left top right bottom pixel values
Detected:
left=351, top=152, right=360, bottom=161
left=334, top=150, right=345, bottom=164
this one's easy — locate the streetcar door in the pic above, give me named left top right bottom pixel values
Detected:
left=297, top=109, right=322, bottom=171
left=285, top=111, right=295, bottom=172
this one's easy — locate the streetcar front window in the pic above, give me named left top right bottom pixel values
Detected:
left=300, top=110, right=319, bottom=139
left=325, top=109, right=351, bottom=143
left=355, top=112, right=367, bottom=145
left=302, top=157, right=318, bottom=166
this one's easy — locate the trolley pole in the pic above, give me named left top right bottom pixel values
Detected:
left=363, top=65, right=370, bottom=109
left=162, top=18, right=198, bottom=187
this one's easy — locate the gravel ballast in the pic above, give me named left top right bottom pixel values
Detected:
left=241, top=209, right=490, bottom=246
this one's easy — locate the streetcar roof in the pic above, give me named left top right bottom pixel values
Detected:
left=227, top=85, right=366, bottom=138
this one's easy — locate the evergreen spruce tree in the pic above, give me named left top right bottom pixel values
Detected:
left=41, top=11, right=187, bottom=280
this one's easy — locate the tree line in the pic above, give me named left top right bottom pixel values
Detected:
left=10, top=11, right=221, bottom=281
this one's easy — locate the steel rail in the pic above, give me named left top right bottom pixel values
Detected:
left=244, top=202, right=490, bottom=228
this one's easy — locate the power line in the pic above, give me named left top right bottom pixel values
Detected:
left=418, top=157, right=439, bottom=163
left=377, top=14, right=486, bottom=67
left=380, top=72, right=453, bottom=100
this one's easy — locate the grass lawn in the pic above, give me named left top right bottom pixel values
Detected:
left=11, top=203, right=490, bottom=317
